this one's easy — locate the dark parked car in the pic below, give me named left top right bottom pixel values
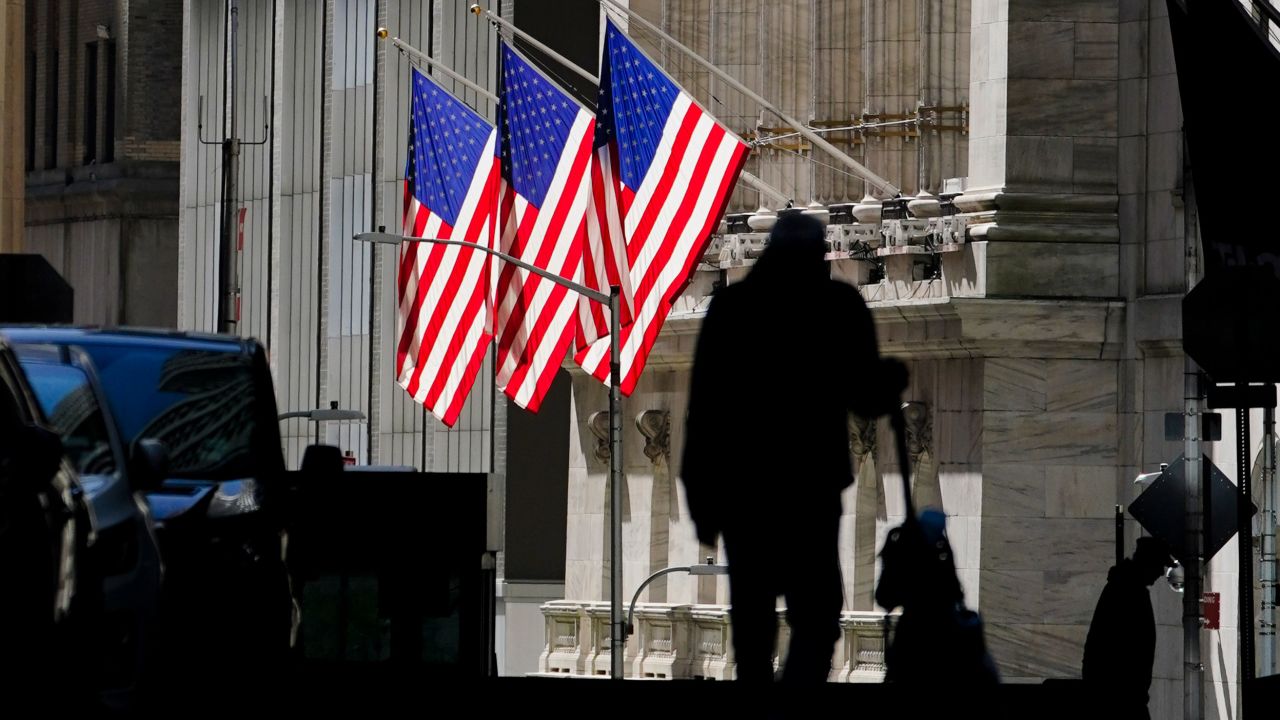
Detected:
left=2, top=328, right=293, bottom=682
left=0, top=338, right=89, bottom=703
left=13, top=343, right=166, bottom=708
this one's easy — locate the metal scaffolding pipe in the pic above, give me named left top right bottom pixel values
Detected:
left=380, top=29, right=498, bottom=103
left=598, top=0, right=900, bottom=197
left=466, top=4, right=790, bottom=209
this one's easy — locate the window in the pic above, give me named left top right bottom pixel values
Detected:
left=42, top=0, right=59, bottom=169
left=103, top=41, right=115, bottom=163
left=21, top=362, right=117, bottom=476
left=81, top=344, right=271, bottom=480
left=83, top=42, right=97, bottom=165
left=0, top=361, right=29, bottom=436
left=45, top=49, right=58, bottom=168
left=25, top=51, right=35, bottom=171
left=0, top=362, right=29, bottom=477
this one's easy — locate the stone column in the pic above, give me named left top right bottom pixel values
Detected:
left=565, top=404, right=611, bottom=602
left=958, top=0, right=1120, bottom=298
left=0, top=0, right=24, bottom=253
left=845, top=414, right=879, bottom=611
left=958, top=0, right=1126, bottom=683
left=636, top=409, right=672, bottom=603
left=565, top=370, right=697, bottom=605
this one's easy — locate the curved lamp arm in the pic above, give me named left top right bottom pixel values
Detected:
left=278, top=401, right=366, bottom=422
left=625, top=559, right=728, bottom=637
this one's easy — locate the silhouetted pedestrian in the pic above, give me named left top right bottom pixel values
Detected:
left=681, top=212, right=907, bottom=683
left=1082, top=536, right=1176, bottom=719
left=876, top=508, right=999, bottom=685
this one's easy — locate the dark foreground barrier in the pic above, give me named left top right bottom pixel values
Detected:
left=186, top=672, right=1096, bottom=719
left=287, top=468, right=493, bottom=675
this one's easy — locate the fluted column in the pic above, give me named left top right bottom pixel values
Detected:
left=957, top=0, right=1121, bottom=298
left=636, top=409, right=673, bottom=603
left=846, top=414, right=880, bottom=611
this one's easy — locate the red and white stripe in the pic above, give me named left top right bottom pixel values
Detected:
left=493, top=108, right=596, bottom=411
left=575, top=93, right=748, bottom=394
left=576, top=143, right=634, bottom=350
left=395, top=130, right=499, bottom=427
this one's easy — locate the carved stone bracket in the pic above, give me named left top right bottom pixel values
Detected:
left=635, top=409, right=671, bottom=463
left=849, top=414, right=877, bottom=459
left=901, top=401, right=931, bottom=461
left=588, top=411, right=610, bottom=462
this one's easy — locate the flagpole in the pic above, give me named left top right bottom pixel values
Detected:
left=741, top=173, right=791, bottom=207
left=372, top=30, right=515, bottom=676
left=376, top=28, right=498, bottom=103
left=469, top=4, right=599, bottom=84
left=465, top=4, right=790, bottom=209
left=596, top=0, right=901, bottom=197
left=357, top=233, right=608, bottom=302
left=461, top=10, right=638, bottom=679
left=461, top=12, right=789, bottom=678
left=372, top=28, right=631, bottom=673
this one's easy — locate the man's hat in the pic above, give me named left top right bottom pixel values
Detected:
left=1135, top=536, right=1177, bottom=567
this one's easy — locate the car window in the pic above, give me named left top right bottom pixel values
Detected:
left=78, top=344, right=267, bottom=480
left=0, top=366, right=25, bottom=432
left=0, top=353, right=38, bottom=492
left=20, top=362, right=117, bottom=476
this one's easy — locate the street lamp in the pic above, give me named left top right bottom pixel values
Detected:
left=1129, top=464, right=1184, bottom=594
left=625, top=557, right=728, bottom=639
left=1132, top=463, right=1169, bottom=488
left=356, top=230, right=628, bottom=678
left=278, top=400, right=367, bottom=422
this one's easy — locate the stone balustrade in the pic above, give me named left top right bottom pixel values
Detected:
left=535, top=602, right=893, bottom=682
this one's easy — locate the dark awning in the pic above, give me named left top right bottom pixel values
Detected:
left=1167, top=0, right=1280, bottom=275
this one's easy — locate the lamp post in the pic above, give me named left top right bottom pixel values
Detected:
left=1131, top=465, right=1187, bottom=596
left=356, top=230, right=628, bottom=678
left=278, top=401, right=367, bottom=422
left=625, top=557, right=728, bottom=644
left=279, top=401, right=367, bottom=466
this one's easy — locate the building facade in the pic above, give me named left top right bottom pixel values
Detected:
left=180, top=0, right=511, bottom=470
left=176, top=0, right=592, bottom=679
left=543, top=3, right=1268, bottom=718
left=20, top=0, right=183, bottom=327
left=173, top=1, right=1274, bottom=715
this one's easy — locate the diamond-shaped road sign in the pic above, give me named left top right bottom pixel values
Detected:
left=1127, top=454, right=1258, bottom=565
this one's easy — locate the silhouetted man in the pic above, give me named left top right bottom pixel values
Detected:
left=681, top=212, right=906, bottom=683
left=1082, top=536, right=1177, bottom=718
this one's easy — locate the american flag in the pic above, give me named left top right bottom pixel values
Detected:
left=492, top=42, right=595, bottom=411
left=575, top=20, right=748, bottom=394
left=395, top=68, right=499, bottom=427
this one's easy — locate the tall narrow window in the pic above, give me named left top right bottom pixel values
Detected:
left=103, top=41, right=115, bottom=163
left=45, top=49, right=58, bottom=168
left=83, top=42, right=98, bottom=165
left=25, top=51, right=36, bottom=171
